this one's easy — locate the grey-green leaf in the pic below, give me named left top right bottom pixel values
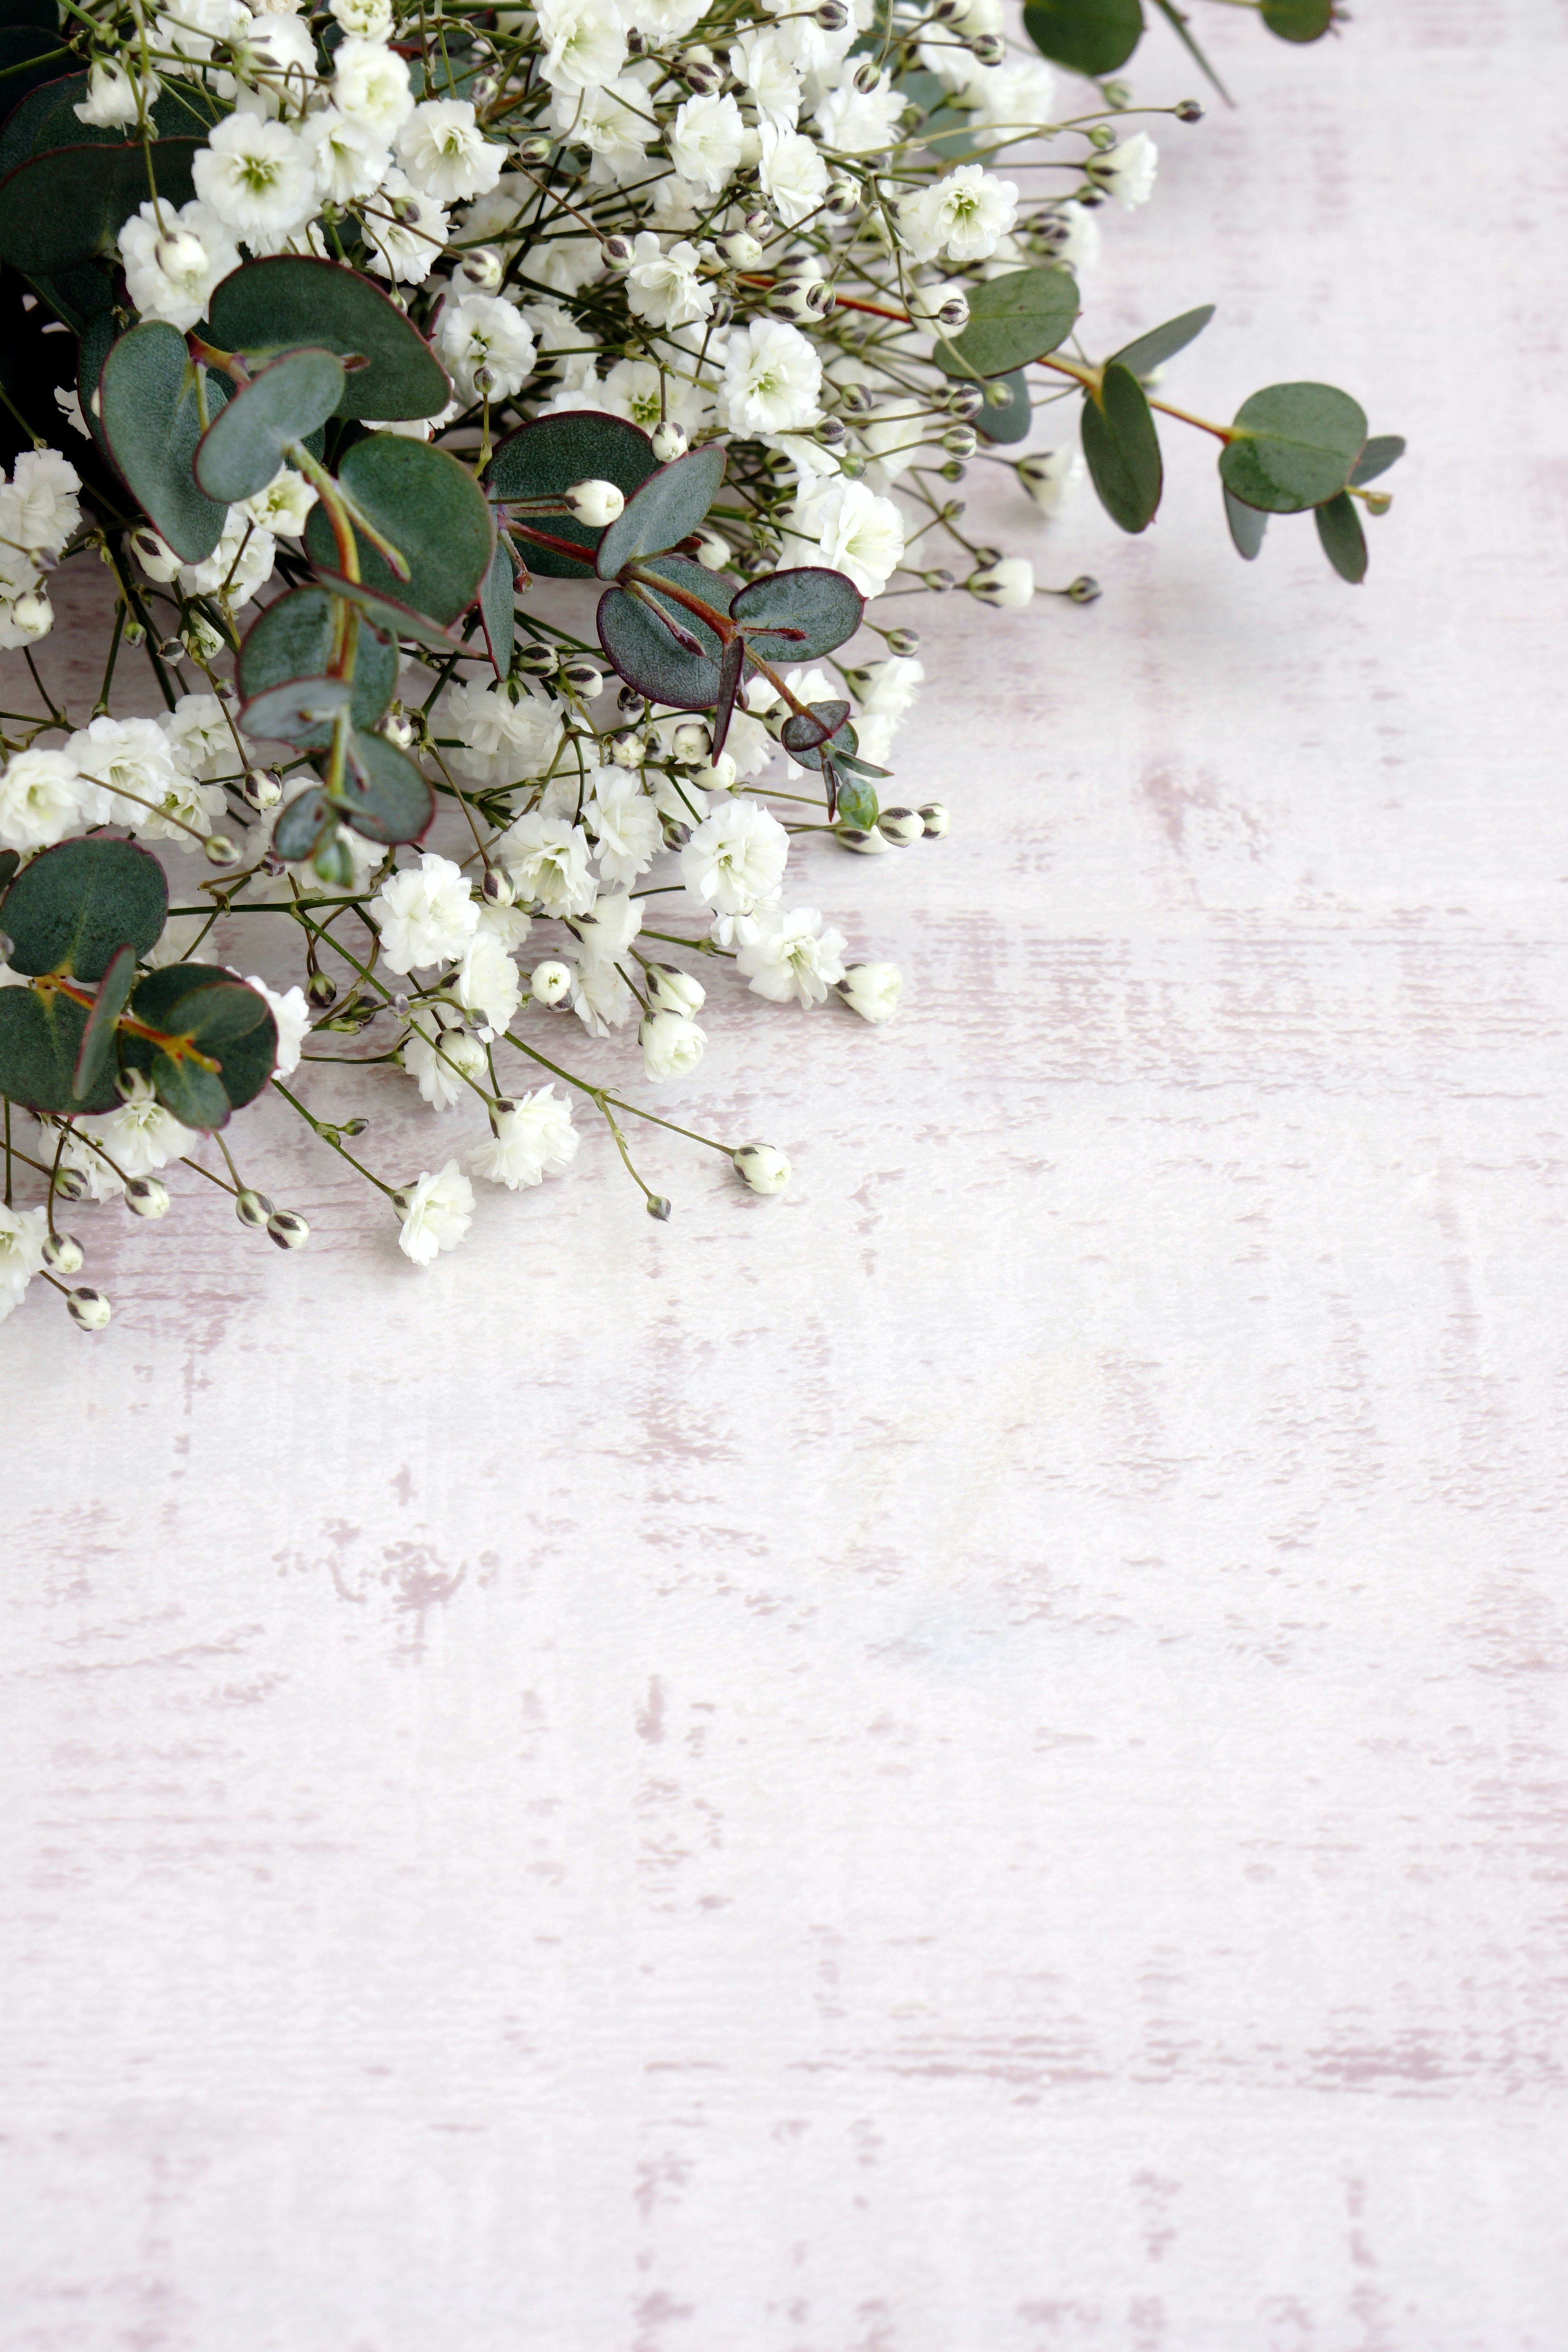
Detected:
left=71, top=939, right=137, bottom=1103
left=479, top=536, right=515, bottom=676
left=240, top=674, right=354, bottom=744
left=1314, top=489, right=1367, bottom=584
left=0, top=835, right=167, bottom=980
left=302, top=432, right=494, bottom=623
left=1350, top=433, right=1405, bottom=487
left=194, top=347, right=345, bottom=504
left=100, top=321, right=229, bottom=564
left=337, top=727, right=434, bottom=846
left=237, top=585, right=397, bottom=748
left=936, top=266, right=1079, bottom=381
left=731, top=566, right=864, bottom=662
left=973, top=370, right=1034, bottom=446
left=208, top=255, right=451, bottom=420
left=0, top=983, right=100, bottom=1114
left=595, top=443, right=726, bottom=578
left=1219, top=381, right=1367, bottom=514
left=1081, top=360, right=1163, bottom=533
left=1110, top=303, right=1215, bottom=383
left=0, top=135, right=200, bottom=275
left=1224, top=485, right=1268, bottom=561
left=486, top=410, right=659, bottom=578
left=597, top=556, right=731, bottom=710
left=1261, top=0, right=1334, bottom=40
left=1021, top=0, right=1143, bottom=74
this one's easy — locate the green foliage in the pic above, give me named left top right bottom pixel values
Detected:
left=1081, top=361, right=1163, bottom=533
left=598, top=555, right=731, bottom=710
left=1313, top=488, right=1366, bottom=582
left=237, top=586, right=397, bottom=748
left=71, top=938, right=136, bottom=1103
left=208, top=256, right=450, bottom=420
left=120, top=963, right=277, bottom=1129
left=595, top=443, right=727, bottom=578
left=1022, top=0, right=1143, bottom=75
left=935, top=267, right=1079, bottom=382
left=1219, top=381, right=1366, bottom=513
left=973, top=370, right=1033, bottom=446
left=1224, top=485, right=1268, bottom=560
left=100, top=322, right=229, bottom=565
left=240, top=674, right=353, bottom=744
left=0, top=136, right=200, bottom=275
left=479, top=537, right=516, bottom=676
left=780, top=701, right=853, bottom=768
left=1350, top=434, right=1405, bottom=487
left=0, top=836, right=167, bottom=980
left=194, top=347, right=345, bottom=504
left=303, top=432, right=494, bottom=622
left=0, top=27, right=71, bottom=121
left=337, top=726, right=435, bottom=844
left=486, top=410, right=658, bottom=577
left=272, top=786, right=332, bottom=864
left=1261, top=0, right=1334, bottom=41
left=0, top=982, right=101, bottom=1113
left=307, top=568, right=465, bottom=653
left=731, top=567, right=864, bottom=662
left=1110, top=304, right=1215, bottom=381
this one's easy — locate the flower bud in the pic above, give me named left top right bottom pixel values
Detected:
left=307, top=968, right=338, bottom=1009
left=42, top=1230, right=83, bottom=1274
left=932, top=0, right=971, bottom=19
left=66, top=1285, right=111, bottom=1332
left=714, top=229, right=763, bottom=268
left=529, top=958, right=572, bottom=1005
left=1175, top=98, right=1204, bottom=122
left=875, top=805, right=922, bottom=846
left=563, top=477, right=626, bottom=526
left=610, top=728, right=649, bottom=767
left=941, top=423, right=977, bottom=458
left=455, top=244, right=504, bottom=294
left=817, top=416, right=849, bottom=448
left=51, top=1165, right=87, bottom=1203
left=824, top=176, right=859, bottom=217
left=646, top=1193, right=673, bottom=1220
left=124, top=1175, right=170, bottom=1220
left=852, top=58, right=882, bottom=92
left=646, top=962, right=706, bottom=1016
left=660, top=814, right=692, bottom=850
left=115, top=1067, right=155, bottom=1105
left=884, top=626, right=920, bottom=656
left=602, top=233, right=635, bottom=268
left=679, top=54, right=723, bottom=91
left=934, top=293, right=970, bottom=331
left=482, top=865, right=515, bottom=906
left=692, top=525, right=731, bottom=570
left=267, top=1208, right=310, bottom=1250
left=650, top=419, right=688, bottom=463
left=923, top=566, right=955, bottom=593
left=9, top=586, right=51, bottom=641
left=969, top=30, right=1006, bottom=62
left=560, top=658, right=604, bottom=695
left=731, top=1143, right=790, bottom=1195
left=834, top=822, right=891, bottom=855
left=743, top=207, right=772, bottom=236
left=939, top=459, right=967, bottom=485
left=472, top=363, right=497, bottom=398
left=1363, top=490, right=1393, bottom=517
left=814, top=0, right=849, bottom=23
left=204, top=832, right=240, bottom=865
left=514, top=642, right=558, bottom=676
left=236, top=1188, right=274, bottom=1228
left=837, top=449, right=867, bottom=480
left=968, top=557, right=1034, bottom=608
left=184, top=616, right=224, bottom=663
left=769, top=272, right=832, bottom=322
left=670, top=719, right=710, bottom=764
left=918, top=800, right=951, bottom=837
left=835, top=960, right=902, bottom=1024
left=242, top=766, right=282, bottom=810
left=1066, top=573, right=1102, bottom=604
left=515, top=132, right=553, bottom=165
left=155, top=225, right=207, bottom=279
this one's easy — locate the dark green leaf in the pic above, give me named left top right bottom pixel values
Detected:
left=1314, top=489, right=1366, bottom=583
left=193, top=346, right=345, bottom=503
left=309, top=568, right=464, bottom=654
left=208, top=256, right=450, bottom=420
left=30, top=258, right=117, bottom=336
left=973, top=369, right=1033, bottom=446
left=1110, top=303, right=1215, bottom=381
left=77, top=307, right=116, bottom=462
left=337, top=726, right=434, bottom=845
left=123, top=962, right=276, bottom=1124
left=1224, top=485, right=1268, bottom=561
left=1219, top=381, right=1367, bottom=514
left=935, top=266, right=1079, bottom=381
left=479, top=534, right=515, bottom=676
left=597, top=554, right=731, bottom=709
left=0, top=27, right=71, bottom=120
left=1081, top=360, right=1163, bottom=533
left=0, top=64, right=76, bottom=173
left=0, top=981, right=103, bottom=1113
left=1022, top=0, right=1143, bottom=75
left=273, top=785, right=331, bottom=863
left=0, top=848, right=18, bottom=893
left=1148, top=0, right=1231, bottom=103
left=240, top=673, right=353, bottom=744
left=731, top=566, right=864, bottom=662
left=0, top=136, right=200, bottom=275
left=780, top=700, right=853, bottom=771
left=0, top=835, right=167, bottom=980
left=1261, top=0, right=1334, bottom=40
left=595, top=443, right=726, bottom=578
left=100, top=321, right=229, bottom=564
left=70, top=938, right=136, bottom=1102
left=237, top=585, right=396, bottom=748
left=485, top=409, right=658, bottom=578
left=302, top=432, right=494, bottom=622
left=1350, top=433, right=1405, bottom=487
left=710, top=635, right=746, bottom=761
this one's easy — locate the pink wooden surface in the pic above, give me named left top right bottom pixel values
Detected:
left=4, top=6, right=1567, bottom=2345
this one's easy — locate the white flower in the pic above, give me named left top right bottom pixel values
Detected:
left=225, top=11, right=318, bottom=110
left=443, top=681, right=564, bottom=787
left=0, top=746, right=94, bottom=852
left=623, top=232, right=712, bottom=332
left=192, top=113, right=320, bottom=242
left=360, top=167, right=449, bottom=283
left=397, top=99, right=505, bottom=205
left=240, top=464, right=318, bottom=537
left=152, top=0, right=247, bottom=69
left=477, top=897, right=533, bottom=957
left=403, top=1020, right=487, bottom=1108
left=332, top=37, right=415, bottom=138
left=633, top=0, right=708, bottom=38
left=736, top=905, right=847, bottom=1007
left=143, top=912, right=216, bottom=971
left=732, top=28, right=802, bottom=130
left=74, top=1099, right=199, bottom=1183
left=587, top=766, right=662, bottom=886
left=330, top=0, right=392, bottom=37
left=300, top=107, right=390, bottom=206
left=375, top=852, right=480, bottom=972
left=5, top=449, right=81, bottom=557
left=0, top=1203, right=47, bottom=1323
left=470, top=1085, right=579, bottom=1189
left=836, top=960, right=902, bottom=1023
left=1018, top=444, right=1085, bottom=516
left=669, top=91, right=745, bottom=194
left=899, top=165, right=1017, bottom=264
left=571, top=889, right=642, bottom=968
left=732, top=1142, right=790, bottom=1195
left=67, top=714, right=183, bottom=833
left=161, top=693, right=236, bottom=782
left=499, top=812, right=596, bottom=917
left=646, top=963, right=706, bottom=1016
left=74, top=60, right=149, bottom=128
left=535, top=0, right=627, bottom=93
left=179, top=512, right=277, bottom=610
left=119, top=198, right=241, bottom=333
left=569, top=953, right=636, bottom=1036
left=793, top=477, right=903, bottom=597
left=969, top=555, right=1033, bottom=607
left=1091, top=132, right=1158, bottom=210
left=963, top=56, right=1059, bottom=141
left=719, top=318, right=822, bottom=436
left=639, top=1007, right=706, bottom=1080
left=0, top=586, right=53, bottom=651
left=454, top=928, right=522, bottom=1030
left=681, top=802, right=789, bottom=918
left=245, top=976, right=310, bottom=1075
left=551, top=77, right=654, bottom=184
left=435, top=292, right=537, bottom=401
left=531, top=232, right=604, bottom=296
left=847, top=653, right=923, bottom=765
left=814, top=69, right=906, bottom=156
left=757, top=124, right=829, bottom=227
left=1042, top=198, right=1100, bottom=276
left=396, top=1161, right=474, bottom=1265
left=597, top=357, right=712, bottom=435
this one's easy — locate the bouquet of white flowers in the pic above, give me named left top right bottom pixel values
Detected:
left=0, top=0, right=1401, bottom=1329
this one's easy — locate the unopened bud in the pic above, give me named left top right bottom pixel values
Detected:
left=660, top=814, right=693, bottom=850
left=923, top=566, right=955, bottom=592
left=515, top=132, right=553, bottom=165
left=647, top=962, right=706, bottom=1016
left=814, top=0, right=848, bottom=23
left=529, top=958, right=572, bottom=1005
left=236, top=1188, right=273, bottom=1228
left=875, top=805, right=922, bottom=846
left=939, top=459, right=967, bottom=484
left=158, top=636, right=187, bottom=661
left=42, top=1230, right=83, bottom=1273
left=941, top=424, right=977, bottom=458
left=948, top=384, right=984, bottom=419
left=852, top=58, right=882, bottom=92
left=563, top=477, right=626, bottom=527
left=560, top=658, right=604, bottom=695
left=514, top=641, right=558, bottom=675
left=884, top=626, right=920, bottom=656
left=9, top=587, right=51, bottom=641
left=52, top=1167, right=88, bottom=1203
left=266, top=1208, right=310, bottom=1250
left=817, top=416, right=848, bottom=447
left=203, top=832, right=239, bottom=865
left=1363, top=490, right=1393, bottom=516
left=935, top=293, right=970, bottom=330
left=969, top=29, right=1005, bottom=61
left=918, top=800, right=951, bottom=837
left=114, top=1067, right=154, bottom=1105
left=306, top=969, right=338, bottom=1008
left=457, top=243, right=504, bottom=290
left=731, top=1142, right=790, bottom=1196
left=124, top=1174, right=169, bottom=1220
left=646, top=1193, right=673, bottom=1220
left=1174, top=98, right=1204, bottom=122
left=715, top=229, right=763, bottom=268
left=837, top=449, right=867, bottom=479
left=1067, top=573, right=1102, bottom=604
left=380, top=708, right=416, bottom=749
left=610, top=729, right=649, bottom=767
left=472, top=363, right=497, bottom=397
left=155, top=226, right=207, bottom=279
left=670, top=720, right=710, bottom=764
left=66, top=1285, right=111, bottom=1331
left=602, top=233, right=635, bottom=268
left=834, top=822, right=891, bottom=856
left=824, top=176, right=859, bottom=217
left=691, top=525, right=730, bottom=570
left=482, top=866, right=514, bottom=906
left=679, top=53, right=722, bottom=91
left=650, top=419, right=688, bottom=463
left=743, top=207, right=772, bottom=236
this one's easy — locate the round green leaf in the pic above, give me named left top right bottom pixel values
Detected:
left=336, top=727, right=434, bottom=846
left=1350, top=434, right=1405, bottom=487
left=240, top=674, right=353, bottom=744
left=273, top=786, right=331, bottom=864
left=595, top=443, right=726, bottom=579
left=0, top=985, right=109, bottom=1114
left=597, top=556, right=731, bottom=710
left=836, top=774, right=879, bottom=831
left=486, top=410, right=658, bottom=578
left=731, top=566, right=864, bottom=661
left=780, top=700, right=853, bottom=772
left=237, top=585, right=397, bottom=747
left=935, top=267, right=1079, bottom=382
left=208, top=256, right=450, bottom=421
left=1314, top=489, right=1367, bottom=584
left=1081, top=361, right=1163, bottom=533
left=0, top=835, right=167, bottom=980
left=0, top=28, right=72, bottom=122
left=123, top=962, right=276, bottom=1125
left=100, top=321, right=229, bottom=565
left=309, top=569, right=465, bottom=655
left=1109, top=304, right=1215, bottom=382
left=1220, top=381, right=1367, bottom=515
left=1022, top=0, right=1144, bottom=75
left=71, top=938, right=137, bottom=1104
left=973, top=370, right=1033, bottom=446
left=1223, top=485, right=1268, bottom=561
left=479, top=536, right=516, bottom=677
left=1261, top=0, right=1334, bottom=40
left=0, top=136, right=200, bottom=274
left=194, top=347, right=345, bottom=504
left=303, top=432, right=494, bottom=624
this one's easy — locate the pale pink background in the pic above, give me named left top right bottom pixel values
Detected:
left=4, top=4, right=1566, bottom=2345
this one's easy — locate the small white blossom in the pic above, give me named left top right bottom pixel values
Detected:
left=623, top=232, right=713, bottom=332
left=847, top=654, right=923, bottom=766
left=719, top=318, right=822, bottom=436
left=535, top=0, right=627, bottom=92
left=814, top=70, right=906, bottom=156
left=179, top=512, right=277, bottom=609
left=793, top=477, right=903, bottom=597
left=0, top=746, right=96, bottom=852
left=550, top=76, right=655, bottom=185
left=1091, top=132, right=1158, bottom=210
left=470, top=1085, right=579, bottom=1189
left=757, top=124, right=829, bottom=227
left=899, top=165, right=1018, bottom=264
left=670, top=91, right=745, bottom=194
left=499, top=812, right=596, bottom=917
left=403, top=1020, right=487, bottom=1109
left=735, top=905, right=847, bottom=1007
left=732, top=1142, right=791, bottom=1195
left=454, top=928, right=523, bottom=1030
left=192, top=113, right=321, bottom=243
left=836, top=960, right=902, bottom=1023
left=569, top=953, right=636, bottom=1036
left=4, top=449, right=81, bottom=557
left=332, top=37, right=416, bottom=138
left=301, top=107, right=391, bottom=206
left=0, top=1203, right=47, bottom=1323
left=119, top=199, right=241, bottom=333
left=398, top=99, right=506, bottom=205
left=67, top=714, right=182, bottom=834
left=245, top=976, right=310, bottom=1075
left=396, top=1161, right=475, bottom=1265
left=240, top=464, right=318, bottom=537
left=681, top=801, right=789, bottom=919
left=732, top=28, right=803, bottom=131
left=969, top=555, right=1034, bottom=607
left=572, top=889, right=642, bottom=971
left=443, top=680, right=563, bottom=786
left=375, top=852, right=480, bottom=973
left=330, top=0, right=392, bottom=35
left=435, top=292, right=537, bottom=401
left=360, top=167, right=450, bottom=283
left=74, top=59, right=149, bottom=128
left=639, top=1007, right=707, bottom=1080
left=72, top=1099, right=200, bottom=1185
left=587, top=766, right=662, bottom=886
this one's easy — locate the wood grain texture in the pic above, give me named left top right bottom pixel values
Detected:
left=4, top=5, right=1567, bottom=2345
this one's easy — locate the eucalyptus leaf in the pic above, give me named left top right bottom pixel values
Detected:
left=1219, top=381, right=1367, bottom=514
left=595, top=443, right=726, bottom=578
left=486, top=409, right=658, bottom=578
left=1314, top=489, right=1367, bottom=583
left=1110, top=303, right=1215, bottom=382
left=973, top=369, right=1033, bottom=446
left=194, top=346, right=345, bottom=503
left=273, top=786, right=331, bottom=863
left=240, top=673, right=354, bottom=744
left=731, top=566, right=864, bottom=662
left=1350, top=433, right=1405, bottom=487
left=0, top=835, right=167, bottom=980
left=0, top=982, right=100, bottom=1114
left=121, top=962, right=276, bottom=1126
left=237, top=585, right=397, bottom=747
left=935, top=266, right=1079, bottom=381
left=479, top=535, right=515, bottom=676
left=100, top=321, right=229, bottom=565
left=0, top=27, right=71, bottom=120
left=208, top=256, right=450, bottom=420
left=0, top=136, right=200, bottom=275
left=710, top=636, right=746, bottom=761
left=597, top=555, right=731, bottom=709
left=309, top=568, right=465, bottom=654
left=1081, top=360, right=1163, bottom=533
left=1021, top=0, right=1143, bottom=75
left=780, top=700, right=854, bottom=771
left=1224, top=485, right=1268, bottom=561
left=337, top=727, right=434, bottom=845
left=303, top=432, right=494, bottom=623
left=835, top=773, right=879, bottom=830
left=1261, top=0, right=1334, bottom=40
left=71, top=938, right=136, bottom=1104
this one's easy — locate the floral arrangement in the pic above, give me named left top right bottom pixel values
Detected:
left=0, top=0, right=1402, bottom=1332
